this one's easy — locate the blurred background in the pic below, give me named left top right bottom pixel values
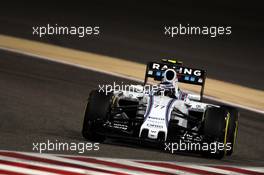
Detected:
left=0, top=1, right=263, bottom=166
left=0, top=1, right=263, bottom=90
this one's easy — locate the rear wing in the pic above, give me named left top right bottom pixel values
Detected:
left=144, top=62, right=207, bottom=101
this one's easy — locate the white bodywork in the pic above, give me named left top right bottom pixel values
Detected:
left=117, top=85, right=218, bottom=141
left=139, top=95, right=188, bottom=140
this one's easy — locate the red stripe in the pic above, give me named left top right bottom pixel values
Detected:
left=61, top=156, right=176, bottom=175
left=0, top=152, right=129, bottom=175
left=0, top=169, right=27, bottom=175
left=211, top=165, right=264, bottom=175
left=0, top=159, right=85, bottom=175
left=137, top=161, right=225, bottom=175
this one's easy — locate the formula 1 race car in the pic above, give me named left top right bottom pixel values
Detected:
left=82, top=59, right=239, bottom=159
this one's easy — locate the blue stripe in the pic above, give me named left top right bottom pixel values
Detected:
left=179, top=91, right=182, bottom=100
left=165, top=99, right=176, bottom=127
left=143, top=95, right=153, bottom=122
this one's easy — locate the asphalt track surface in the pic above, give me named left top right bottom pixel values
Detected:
left=0, top=50, right=264, bottom=167
left=0, top=1, right=263, bottom=90
left=0, top=1, right=264, bottom=169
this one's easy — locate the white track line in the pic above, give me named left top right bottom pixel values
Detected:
left=178, top=163, right=241, bottom=175
left=95, top=158, right=198, bottom=175
left=0, top=46, right=263, bottom=115
left=1, top=150, right=264, bottom=175
left=237, top=166, right=264, bottom=173
left=0, top=164, right=60, bottom=175
left=21, top=152, right=152, bottom=175
left=0, top=155, right=97, bottom=175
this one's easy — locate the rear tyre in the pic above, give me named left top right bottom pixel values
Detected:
left=82, top=90, right=113, bottom=142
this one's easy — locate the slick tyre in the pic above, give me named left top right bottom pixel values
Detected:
left=222, top=106, right=239, bottom=156
left=82, top=90, right=113, bottom=142
left=202, top=107, right=229, bottom=159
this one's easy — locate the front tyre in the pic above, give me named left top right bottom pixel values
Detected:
left=202, top=107, right=230, bottom=159
left=222, top=106, right=239, bottom=156
left=82, top=90, right=113, bottom=142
